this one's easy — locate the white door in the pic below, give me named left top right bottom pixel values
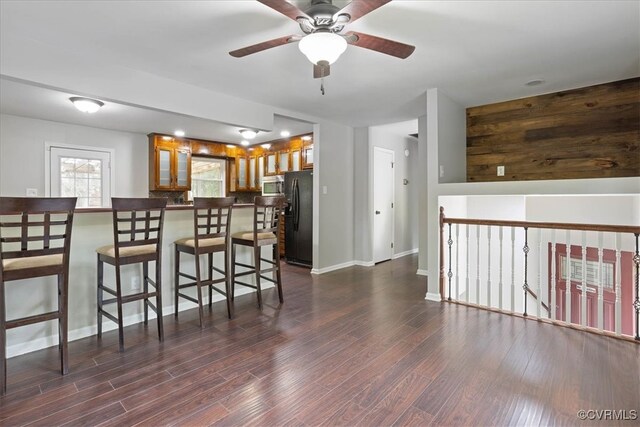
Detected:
left=373, top=147, right=394, bottom=263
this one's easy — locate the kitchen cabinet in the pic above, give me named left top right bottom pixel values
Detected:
left=302, top=145, right=314, bottom=169
left=266, top=153, right=277, bottom=175
left=278, top=151, right=290, bottom=173
left=148, top=135, right=191, bottom=191
left=291, top=149, right=302, bottom=171
left=235, top=154, right=263, bottom=191
left=236, top=156, right=248, bottom=190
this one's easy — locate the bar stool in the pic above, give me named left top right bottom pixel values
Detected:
left=231, top=196, right=285, bottom=309
left=96, top=198, right=167, bottom=352
left=0, top=197, right=77, bottom=395
left=174, top=197, right=235, bottom=326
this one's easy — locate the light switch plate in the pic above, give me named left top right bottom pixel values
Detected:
left=26, top=188, right=38, bottom=197
left=497, top=166, right=505, bottom=176
left=322, top=186, right=327, bottom=195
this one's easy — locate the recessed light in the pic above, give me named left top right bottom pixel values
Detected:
left=525, top=79, right=545, bottom=87
left=174, top=130, right=185, bottom=137
left=280, top=130, right=290, bottom=138
left=162, top=136, right=172, bottom=141
left=261, top=144, right=271, bottom=149
left=240, top=140, right=250, bottom=146
left=248, top=148, right=254, bottom=151
left=226, top=144, right=235, bottom=148
left=69, top=97, right=104, bottom=114
left=239, top=129, right=258, bottom=139
left=302, top=135, right=312, bottom=141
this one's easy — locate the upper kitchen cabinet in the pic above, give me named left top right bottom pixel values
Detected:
left=302, top=145, right=314, bottom=169
left=148, top=134, right=191, bottom=191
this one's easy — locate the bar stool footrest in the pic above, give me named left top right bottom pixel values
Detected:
left=178, top=292, right=199, bottom=304
left=99, top=285, right=118, bottom=297
left=234, top=280, right=257, bottom=290
left=6, top=311, right=60, bottom=329
left=234, top=261, right=254, bottom=270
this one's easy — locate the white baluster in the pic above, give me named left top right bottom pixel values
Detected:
left=455, top=224, right=459, bottom=300
left=476, top=225, right=480, bottom=305
left=499, top=226, right=503, bottom=311
left=551, top=230, right=556, bottom=321
left=536, top=228, right=542, bottom=319
left=465, top=224, right=470, bottom=304
left=597, top=232, right=604, bottom=331
left=615, top=233, right=622, bottom=335
left=511, top=227, right=515, bottom=312
left=581, top=231, right=587, bottom=327
left=487, top=226, right=492, bottom=308
left=566, top=230, right=572, bottom=323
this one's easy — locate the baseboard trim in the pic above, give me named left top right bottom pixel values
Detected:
left=392, top=248, right=418, bottom=259
left=416, top=269, right=429, bottom=276
left=354, top=260, right=375, bottom=267
left=425, top=292, right=442, bottom=302
left=6, top=284, right=273, bottom=359
left=311, top=261, right=356, bottom=275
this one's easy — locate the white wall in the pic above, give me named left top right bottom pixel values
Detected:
left=369, top=123, right=419, bottom=257
left=353, top=127, right=371, bottom=263
left=0, top=114, right=148, bottom=198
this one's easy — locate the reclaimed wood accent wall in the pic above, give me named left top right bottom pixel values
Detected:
left=466, top=78, right=640, bottom=182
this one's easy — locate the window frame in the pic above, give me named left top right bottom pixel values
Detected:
left=190, top=156, right=226, bottom=198
left=45, top=142, right=114, bottom=208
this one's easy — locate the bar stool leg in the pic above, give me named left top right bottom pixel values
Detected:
left=231, top=244, right=237, bottom=301
left=174, top=247, right=180, bottom=317
left=208, top=253, right=213, bottom=308
left=115, top=265, right=125, bottom=352
left=143, top=262, right=149, bottom=325
left=1, top=280, right=6, bottom=396
left=254, top=246, right=263, bottom=309
left=224, top=249, right=233, bottom=319
left=155, top=260, right=164, bottom=342
left=274, top=244, right=284, bottom=304
left=97, top=257, right=103, bottom=338
left=195, top=253, right=204, bottom=328
left=58, top=272, right=69, bottom=375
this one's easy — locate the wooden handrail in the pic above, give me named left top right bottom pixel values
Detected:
left=442, top=217, right=640, bottom=234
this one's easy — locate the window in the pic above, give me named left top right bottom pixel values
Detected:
left=47, top=145, right=112, bottom=207
left=191, top=157, right=226, bottom=197
left=560, top=255, right=614, bottom=288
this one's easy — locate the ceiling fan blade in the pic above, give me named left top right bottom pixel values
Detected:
left=229, top=35, right=299, bottom=58
left=344, top=31, right=415, bottom=59
left=334, top=0, right=391, bottom=23
left=257, top=0, right=310, bottom=21
left=313, top=61, right=330, bottom=79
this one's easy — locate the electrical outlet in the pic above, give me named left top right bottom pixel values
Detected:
left=130, top=277, right=141, bottom=291
left=497, top=166, right=505, bottom=176
left=26, top=188, right=38, bottom=197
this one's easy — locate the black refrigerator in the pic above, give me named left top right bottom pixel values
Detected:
left=284, top=170, right=313, bottom=267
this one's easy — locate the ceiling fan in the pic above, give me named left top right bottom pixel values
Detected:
left=229, top=0, right=415, bottom=80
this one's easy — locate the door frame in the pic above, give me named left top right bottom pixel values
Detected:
left=372, top=146, right=395, bottom=263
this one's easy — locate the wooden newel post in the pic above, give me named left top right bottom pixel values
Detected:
left=439, top=206, right=445, bottom=302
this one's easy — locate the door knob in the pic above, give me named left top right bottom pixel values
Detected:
left=375, top=210, right=381, bottom=214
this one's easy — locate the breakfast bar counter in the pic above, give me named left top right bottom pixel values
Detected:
left=5, top=203, right=274, bottom=358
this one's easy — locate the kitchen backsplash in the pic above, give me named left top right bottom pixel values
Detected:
left=149, top=190, right=260, bottom=205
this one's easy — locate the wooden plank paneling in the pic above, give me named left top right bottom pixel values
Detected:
left=467, top=78, right=640, bottom=182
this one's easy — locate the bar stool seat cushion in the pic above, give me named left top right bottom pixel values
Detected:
left=2, top=254, right=63, bottom=271
left=96, top=244, right=157, bottom=258
left=232, top=231, right=277, bottom=244
left=174, top=236, right=225, bottom=248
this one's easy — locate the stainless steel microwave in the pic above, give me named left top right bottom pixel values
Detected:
left=262, top=175, right=284, bottom=195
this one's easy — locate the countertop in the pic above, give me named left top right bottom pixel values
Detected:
left=74, top=203, right=254, bottom=213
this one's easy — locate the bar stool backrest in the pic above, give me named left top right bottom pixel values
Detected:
left=253, top=196, right=285, bottom=238
left=0, top=197, right=77, bottom=279
left=192, top=197, right=235, bottom=250
left=110, top=198, right=167, bottom=259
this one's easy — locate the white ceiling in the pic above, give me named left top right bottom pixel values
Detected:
left=0, top=78, right=313, bottom=144
left=1, top=0, right=638, bottom=129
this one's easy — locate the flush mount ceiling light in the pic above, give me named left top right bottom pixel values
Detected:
left=298, top=32, right=347, bottom=66
left=174, top=130, right=185, bottom=137
left=280, top=130, right=290, bottom=138
left=226, top=144, right=235, bottom=148
left=240, top=140, right=250, bottom=146
left=301, top=135, right=312, bottom=141
left=69, top=97, right=104, bottom=114
left=239, top=129, right=258, bottom=139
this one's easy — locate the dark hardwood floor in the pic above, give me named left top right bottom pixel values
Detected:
left=1, top=254, right=639, bottom=426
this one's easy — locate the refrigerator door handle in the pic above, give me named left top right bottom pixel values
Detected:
left=294, top=178, right=300, bottom=231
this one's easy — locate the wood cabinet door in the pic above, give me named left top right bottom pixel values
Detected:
left=173, top=148, right=191, bottom=190
left=249, top=156, right=257, bottom=190
left=278, top=151, right=290, bottom=173
left=236, top=156, right=248, bottom=190
left=302, top=145, right=314, bottom=169
left=291, top=149, right=302, bottom=171
left=257, top=155, right=265, bottom=190
left=155, top=146, right=173, bottom=190
left=266, top=153, right=277, bottom=175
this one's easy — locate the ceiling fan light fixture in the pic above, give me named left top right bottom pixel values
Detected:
left=69, top=97, right=104, bottom=113
left=298, top=32, right=347, bottom=65
left=239, top=129, right=258, bottom=139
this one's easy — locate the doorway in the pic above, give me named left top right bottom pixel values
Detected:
left=373, top=147, right=394, bottom=263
